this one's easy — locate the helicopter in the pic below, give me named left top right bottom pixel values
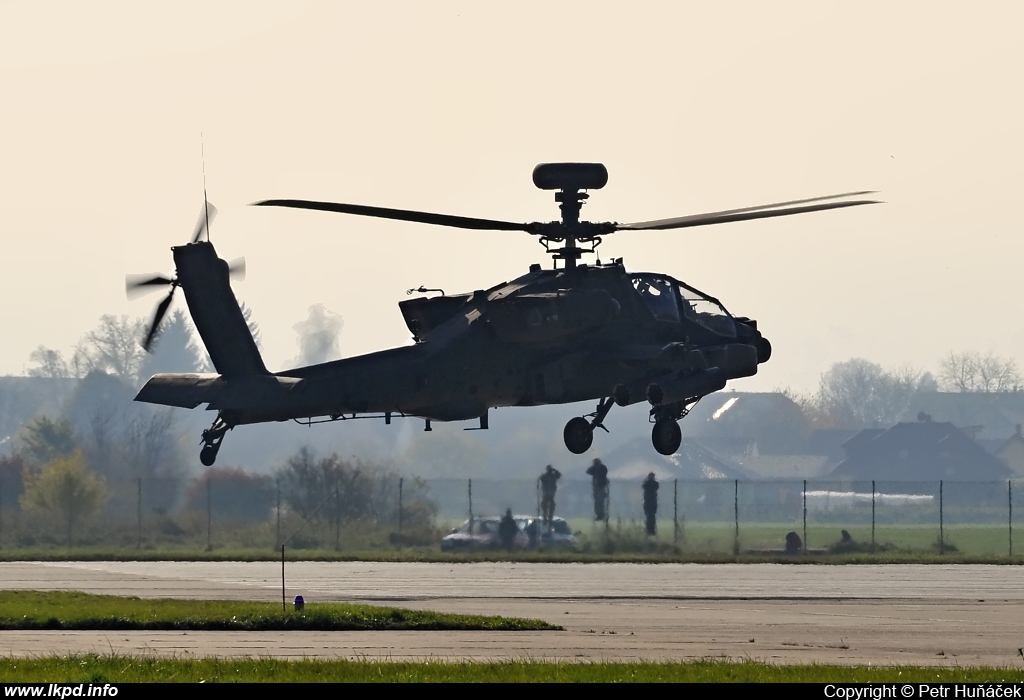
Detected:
left=128, top=163, right=878, bottom=466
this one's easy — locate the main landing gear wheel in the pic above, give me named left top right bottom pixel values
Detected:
left=563, top=416, right=594, bottom=454
left=652, top=418, right=682, bottom=455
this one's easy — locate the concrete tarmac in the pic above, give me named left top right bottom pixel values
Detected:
left=1, top=561, right=1022, bottom=667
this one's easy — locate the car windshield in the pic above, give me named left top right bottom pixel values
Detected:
left=456, top=518, right=499, bottom=534
left=552, top=520, right=571, bottom=535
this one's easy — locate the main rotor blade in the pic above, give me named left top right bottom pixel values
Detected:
left=616, top=198, right=880, bottom=231
left=125, top=274, right=174, bottom=300
left=253, top=199, right=531, bottom=232
left=142, top=288, right=175, bottom=352
left=191, top=201, right=219, bottom=243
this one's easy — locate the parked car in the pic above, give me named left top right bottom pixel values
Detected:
left=440, top=515, right=530, bottom=551
left=521, top=516, right=579, bottom=550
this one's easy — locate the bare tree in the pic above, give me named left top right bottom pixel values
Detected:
left=74, top=315, right=147, bottom=383
left=939, top=351, right=1022, bottom=392
left=810, top=358, right=928, bottom=428
left=59, top=371, right=188, bottom=512
left=123, top=409, right=181, bottom=480
left=276, top=447, right=434, bottom=528
left=27, top=347, right=74, bottom=380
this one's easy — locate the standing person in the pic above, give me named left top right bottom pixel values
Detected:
left=586, top=458, right=609, bottom=521
left=539, top=465, right=561, bottom=527
left=498, top=508, right=518, bottom=551
left=642, top=472, right=659, bottom=536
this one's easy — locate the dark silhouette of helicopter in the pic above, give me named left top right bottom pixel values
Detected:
left=127, top=163, right=877, bottom=466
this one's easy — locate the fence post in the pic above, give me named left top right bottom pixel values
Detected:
left=871, top=480, right=876, bottom=552
left=276, top=477, right=281, bottom=548
left=673, top=479, right=678, bottom=545
left=206, top=477, right=212, bottom=552
left=604, top=481, right=610, bottom=542
left=137, top=477, right=142, bottom=549
left=1009, top=480, right=1013, bottom=559
left=398, top=477, right=404, bottom=537
left=802, top=479, right=807, bottom=553
left=733, top=479, right=739, bottom=556
left=334, top=481, right=340, bottom=552
left=939, top=479, right=944, bottom=555
left=468, top=478, right=473, bottom=534
left=65, top=473, right=73, bottom=548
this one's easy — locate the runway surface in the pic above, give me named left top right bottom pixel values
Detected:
left=1, top=561, right=1023, bottom=666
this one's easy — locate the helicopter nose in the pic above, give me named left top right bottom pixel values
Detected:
left=757, top=337, right=772, bottom=363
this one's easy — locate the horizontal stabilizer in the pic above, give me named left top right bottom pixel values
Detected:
left=136, top=373, right=303, bottom=410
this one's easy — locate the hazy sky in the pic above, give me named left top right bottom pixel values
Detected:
left=3, top=2, right=1023, bottom=395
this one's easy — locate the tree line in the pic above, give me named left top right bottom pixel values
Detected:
left=786, top=352, right=1022, bottom=429
left=2, top=418, right=435, bottom=548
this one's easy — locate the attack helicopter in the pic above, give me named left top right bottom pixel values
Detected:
left=128, top=163, right=877, bottom=466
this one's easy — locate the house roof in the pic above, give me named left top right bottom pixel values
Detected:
left=681, top=392, right=811, bottom=455
left=831, top=421, right=1011, bottom=481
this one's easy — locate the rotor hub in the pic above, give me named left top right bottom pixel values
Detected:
left=530, top=163, right=612, bottom=269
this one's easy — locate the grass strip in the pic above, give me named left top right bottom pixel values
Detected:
left=0, top=591, right=558, bottom=632
left=0, top=657, right=1021, bottom=682
left=0, top=549, right=1022, bottom=564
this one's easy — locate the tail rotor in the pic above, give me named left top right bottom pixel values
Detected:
left=126, top=199, right=239, bottom=352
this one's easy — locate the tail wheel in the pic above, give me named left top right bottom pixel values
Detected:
left=652, top=418, right=682, bottom=455
left=199, top=421, right=228, bottom=466
left=563, top=417, right=594, bottom=454
left=200, top=444, right=218, bottom=466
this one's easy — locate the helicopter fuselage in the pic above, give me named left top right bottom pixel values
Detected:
left=138, top=251, right=769, bottom=454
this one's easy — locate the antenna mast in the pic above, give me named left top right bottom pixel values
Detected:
left=202, top=134, right=211, bottom=241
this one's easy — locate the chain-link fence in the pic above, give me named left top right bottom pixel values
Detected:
left=1, top=473, right=1021, bottom=557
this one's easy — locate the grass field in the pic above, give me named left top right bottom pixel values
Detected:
left=0, top=520, right=1019, bottom=562
left=0, top=591, right=558, bottom=631
left=540, top=517, right=1023, bottom=558
left=0, top=656, right=1021, bottom=682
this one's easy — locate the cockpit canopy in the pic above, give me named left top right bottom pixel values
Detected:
left=630, top=273, right=736, bottom=338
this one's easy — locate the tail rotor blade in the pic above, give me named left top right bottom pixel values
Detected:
left=142, top=287, right=176, bottom=352
left=126, top=274, right=174, bottom=300
left=227, top=257, right=246, bottom=281
left=191, top=201, right=219, bottom=243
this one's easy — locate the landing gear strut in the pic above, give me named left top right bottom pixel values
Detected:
left=563, top=396, right=614, bottom=454
left=199, top=417, right=230, bottom=466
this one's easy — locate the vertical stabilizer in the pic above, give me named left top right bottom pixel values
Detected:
left=171, top=242, right=269, bottom=377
